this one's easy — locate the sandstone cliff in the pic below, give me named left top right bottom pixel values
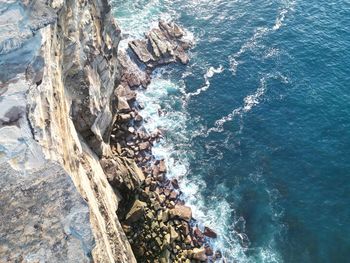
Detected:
left=0, top=0, right=137, bottom=261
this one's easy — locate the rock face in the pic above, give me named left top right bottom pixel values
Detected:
left=0, top=0, right=136, bottom=262
left=0, top=0, right=56, bottom=56
left=0, top=163, right=93, bottom=262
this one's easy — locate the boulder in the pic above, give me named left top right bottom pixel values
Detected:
left=169, top=205, right=192, bottom=221
left=128, top=21, right=191, bottom=68
left=205, top=245, right=214, bottom=256
left=169, top=226, right=179, bottom=241
left=192, top=247, right=207, bottom=261
left=203, top=226, right=217, bottom=238
left=139, top=141, right=150, bottom=151
left=171, top=179, right=179, bottom=189
left=194, top=226, right=204, bottom=240
left=159, top=20, right=184, bottom=38
left=129, top=40, right=154, bottom=63
left=114, top=84, right=136, bottom=102
left=169, top=190, right=178, bottom=200
left=117, top=97, right=131, bottom=112
left=159, top=159, right=167, bottom=173
left=125, top=199, right=147, bottom=223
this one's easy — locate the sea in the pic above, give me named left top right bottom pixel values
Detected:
left=111, top=0, right=350, bottom=262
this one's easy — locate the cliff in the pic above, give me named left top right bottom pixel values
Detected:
left=0, top=0, right=219, bottom=262
left=0, top=0, right=136, bottom=261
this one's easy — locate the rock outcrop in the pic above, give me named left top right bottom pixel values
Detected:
left=129, top=20, right=191, bottom=68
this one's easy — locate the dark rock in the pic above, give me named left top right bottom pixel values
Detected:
left=205, top=245, right=213, bottom=256
left=214, top=250, right=223, bottom=259
left=194, top=226, right=204, bottom=240
left=203, top=226, right=217, bottom=238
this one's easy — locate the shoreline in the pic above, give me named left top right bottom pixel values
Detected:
left=102, top=20, right=223, bottom=262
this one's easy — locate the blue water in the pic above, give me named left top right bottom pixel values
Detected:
left=112, top=0, right=350, bottom=262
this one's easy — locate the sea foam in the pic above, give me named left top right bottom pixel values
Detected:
left=185, top=65, right=224, bottom=99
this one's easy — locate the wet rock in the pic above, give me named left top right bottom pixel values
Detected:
left=205, top=245, right=214, bottom=256
left=159, top=159, right=167, bottom=173
left=194, top=226, right=204, bottom=241
left=135, top=114, right=143, bottom=122
left=214, top=250, right=223, bottom=260
left=169, top=205, right=192, bottom=221
left=171, top=179, right=180, bottom=189
left=203, top=226, right=217, bottom=238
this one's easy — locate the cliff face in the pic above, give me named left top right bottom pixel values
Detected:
left=0, top=0, right=137, bottom=261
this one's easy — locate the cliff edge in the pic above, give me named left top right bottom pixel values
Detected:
left=0, top=0, right=136, bottom=261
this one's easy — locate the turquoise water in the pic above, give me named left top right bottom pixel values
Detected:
left=112, top=0, right=350, bottom=262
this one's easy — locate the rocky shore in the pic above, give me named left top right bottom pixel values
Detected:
left=0, top=0, right=222, bottom=262
left=100, top=21, right=222, bottom=262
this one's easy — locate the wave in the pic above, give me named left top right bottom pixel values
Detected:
left=207, top=73, right=289, bottom=135
left=185, top=65, right=224, bottom=99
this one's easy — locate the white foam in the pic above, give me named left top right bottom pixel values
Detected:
left=185, top=65, right=224, bottom=99
left=207, top=73, right=289, bottom=135
left=113, top=1, right=291, bottom=261
left=229, top=0, right=295, bottom=74
left=229, top=27, right=269, bottom=74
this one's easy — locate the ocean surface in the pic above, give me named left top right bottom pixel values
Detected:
left=111, top=0, right=350, bottom=262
